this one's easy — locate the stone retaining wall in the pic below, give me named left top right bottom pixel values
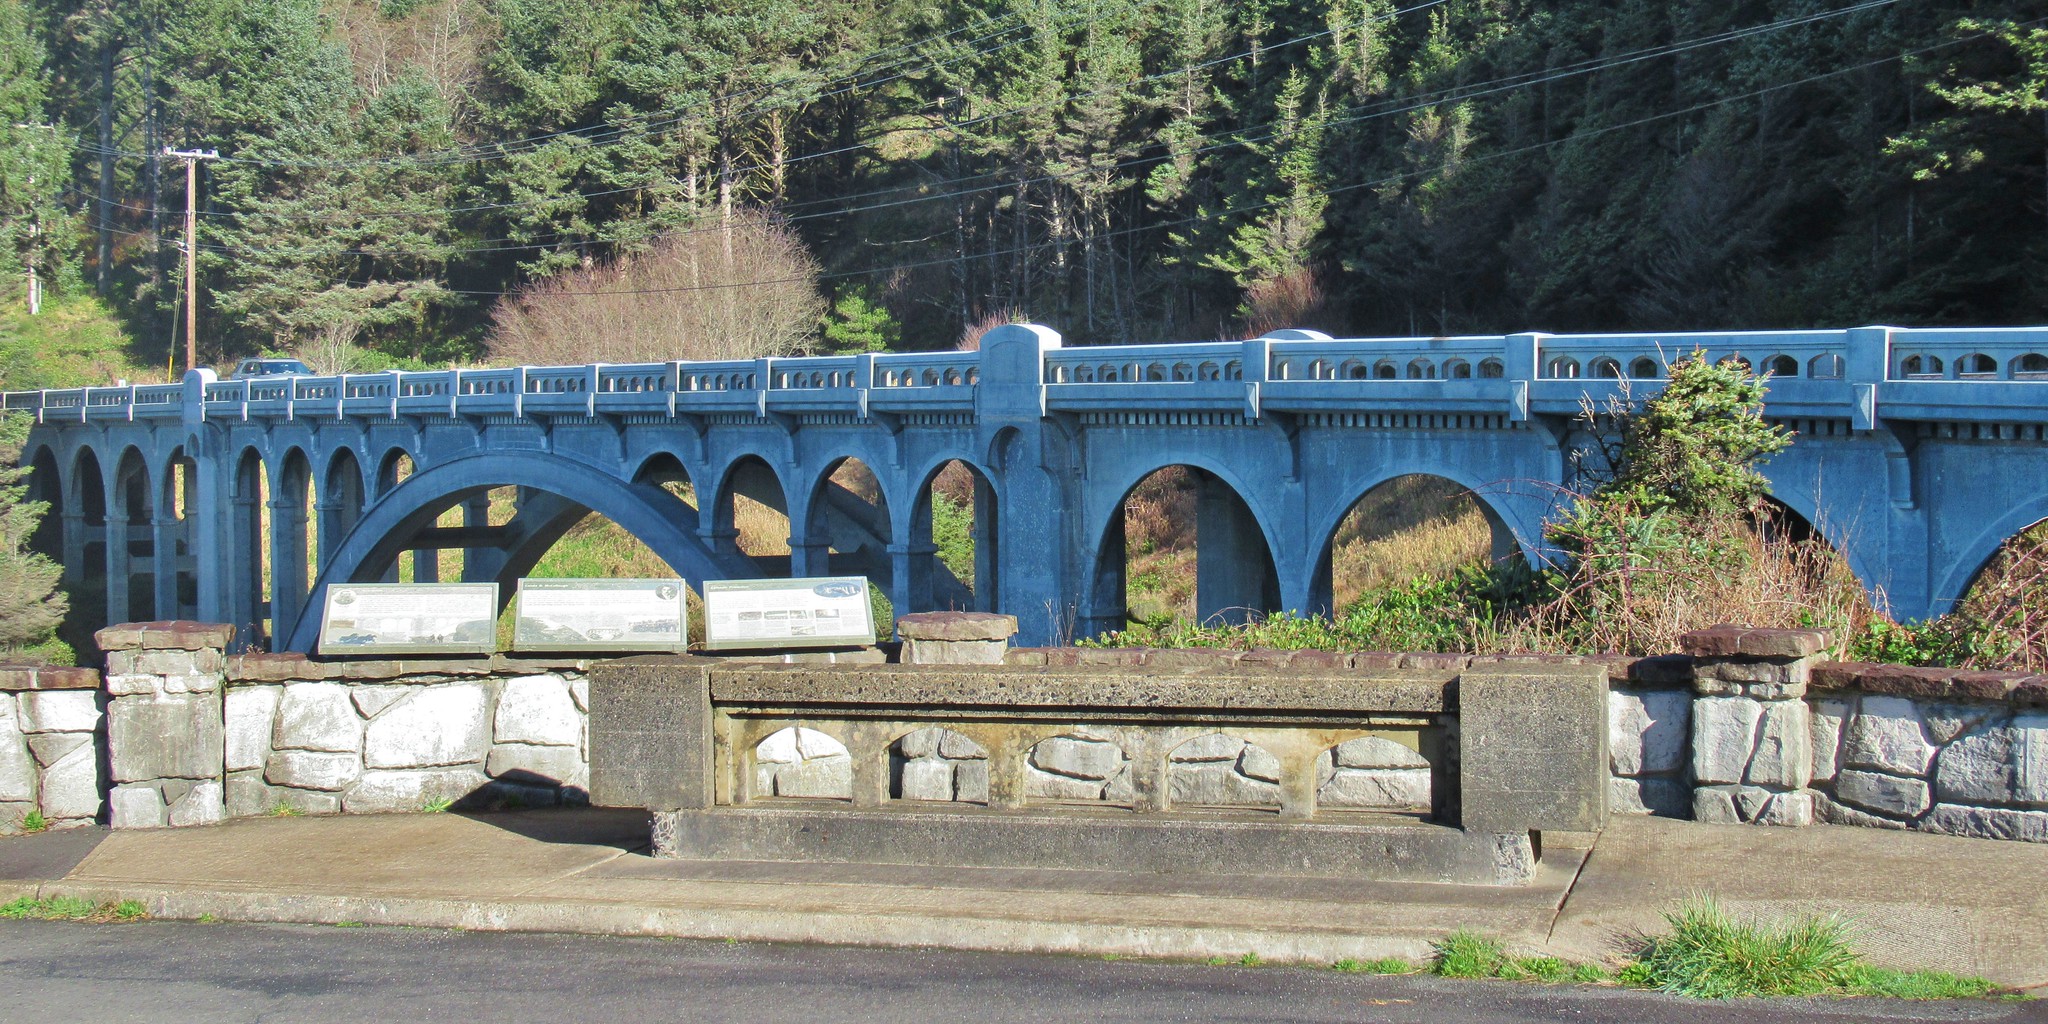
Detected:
left=97, top=622, right=592, bottom=827
left=0, top=663, right=103, bottom=832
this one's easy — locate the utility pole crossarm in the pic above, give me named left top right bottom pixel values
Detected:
left=165, top=147, right=219, bottom=375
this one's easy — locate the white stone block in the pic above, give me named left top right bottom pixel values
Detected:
left=1843, top=695, right=1936, bottom=776
left=1693, top=785, right=1741, bottom=824
left=794, top=727, right=848, bottom=761
left=770, top=756, right=852, bottom=799
left=167, top=780, right=225, bottom=827
left=1692, top=697, right=1763, bottom=785
left=955, top=761, right=989, bottom=803
left=1334, top=735, right=1429, bottom=770
left=110, top=784, right=165, bottom=829
left=2018, top=712, right=2048, bottom=805
left=224, top=685, right=281, bottom=772
left=1607, top=776, right=1691, bottom=817
left=342, top=767, right=490, bottom=813
left=1104, top=764, right=1135, bottom=803
left=18, top=691, right=100, bottom=734
left=569, top=677, right=589, bottom=712
left=485, top=742, right=584, bottom=785
left=1746, top=701, right=1812, bottom=789
left=1029, top=736, right=1124, bottom=780
left=1024, top=764, right=1106, bottom=800
left=0, top=716, right=34, bottom=804
left=1608, top=690, right=1690, bottom=776
left=1922, top=803, right=2048, bottom=842
left=1752, top=789, right=1814, bottom=827
left=1237, top=744, right=1282, bottom=783
left=39, top=742, right=101, bottom=820
left=273, top=682, right=363, bottom=754
left=1934, top=718, right=2017, bottom=805
left=937, top=730, right=985, bottom=760
left=1169, top=733, right=1242, bottom=763
left=896, top=726, right=942, bottom=759
left=755, top=728, right=800, bottom=764
left=1836, top=768, right=1930, bottom=819
left=494, top=675, right=582, bottom=747
left=1810, top=698, right=1851, bottom=785
left=1925, top=704, right=1994, bottom=746
left=27, top=732, right=88, bottom=768
left=350, top=685, right=412, bottom=719
left=1318, top=768, right=1428, bottom=809
left=900, top=758, right=954, bottom=801
left=265, top=750, right=363, bottom=792
left=362, top=684, right=489, bottom=769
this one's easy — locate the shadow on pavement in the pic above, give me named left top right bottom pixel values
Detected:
left=451, top=807, right=652, bottom=853
left=0, top=826, right=109, bottom=882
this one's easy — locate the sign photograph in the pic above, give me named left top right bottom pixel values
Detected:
left=513, top=578, right=689, bottom=652
left=703, top=576, right=875, bottom=651
left=316, top=583, right=499, bottom=656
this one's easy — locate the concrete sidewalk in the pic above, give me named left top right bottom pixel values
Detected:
left=2, top=810, right=2042, bottom=989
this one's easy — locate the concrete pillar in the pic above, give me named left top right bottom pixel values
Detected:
left=412, top=547, right=439, bottom=584
left=151, top=511, right=181, bottom=619
left=60, top=512, right=85, bottom=586
left=268, top=492, right=308, bottom=645
left=887, top=542, right=934, bottom=619
left=971, top=474, right=997, bottom=613
left=1194, top=473, right=1275, bottom=626
left=787, top=539, right=830, bottom=578
left=229, top=492, right=261, bottom=642
left=105, top=510, right=130, bottom=626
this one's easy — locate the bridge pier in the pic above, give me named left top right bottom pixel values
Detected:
left=1194, top=472, right=1279, bottom=627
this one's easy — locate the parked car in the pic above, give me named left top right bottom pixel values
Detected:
left=224, top=357, right=312, bottom=379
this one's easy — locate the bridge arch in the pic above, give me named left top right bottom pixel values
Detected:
left=1759, top=478, right=1886, bottom=614
left=282, top=451, right=758, bottom=652
left=904, top=456, right=999, bottom=613
left=1306, top=471, right=1528, bottom=618
left=1931, top=497, right=2048, bottom=618
left=1083, top=459, right=1286, bottom=635
left=707, top=453, right=795, bottom=574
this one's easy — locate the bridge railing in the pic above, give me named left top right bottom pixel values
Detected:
left=7, top=325, right=2048, bottom=424
left=1266, top=336, right=1507, bottom=381
left=1888, top=328, right=2048, bottom=381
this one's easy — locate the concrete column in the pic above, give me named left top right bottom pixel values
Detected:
left=229, top=493, right=261, bottom=642
left=60, top=512, right=86, bottom=586
left=786, top=539, right=830, bottom=578
left=151, top=512, right=181, bottom=619
left=411, top=547, right=439, bottom=584
left=190, top=459, right=225, bottom=625
left=105, top=511, right=130, bottom=626
left=1194, top=473, right=1275, bottom=626
left=971, top=475, right=997, bottom=613
left=887, top=542, right=934, bottom=619
left=268, top=494, right=308, bottom=646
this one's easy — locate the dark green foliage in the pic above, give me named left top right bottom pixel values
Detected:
left=821, top=285, right=902, bottom=354
left=1595, top=355, right=1793, bottom=520
left=16, top=0, right=2048, bottom=363
left=0, top=413, right=66, bottom=651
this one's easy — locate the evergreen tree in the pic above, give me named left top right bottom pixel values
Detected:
left=0, top=0, right=76, bottom=302
left=0, top=413, right=65, bottom=651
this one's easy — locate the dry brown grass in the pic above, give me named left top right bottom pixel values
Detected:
left=1952, top=520, right=2048, bottom=671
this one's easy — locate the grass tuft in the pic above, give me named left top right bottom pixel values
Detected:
left=1837, top=965, right=2001, bottom=1000
left=18, top=809, right=48, bottom=834
left=1236, top=952, right=1262, bottom=967
left=1634, top=897, right=1858, bottom=998
left=0, top=896, right=148, bottom=922
left=1431, top=931, right=1506, bottom=979
left=420, top=797, right=455, bottom=814
left=269, top=804, right=303, bottom=818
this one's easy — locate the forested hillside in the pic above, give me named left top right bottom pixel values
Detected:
left=3, top=0, right=2044, bottom=370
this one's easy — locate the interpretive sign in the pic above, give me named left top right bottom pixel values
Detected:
left=513, top=578, right=689, bottom=652
left=703, top=576, right=875, bottom=651
left=316, top=582, right=498, bottom=656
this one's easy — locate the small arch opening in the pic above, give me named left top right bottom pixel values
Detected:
left=1024, top=732, right=1133, bottom=805
left=889, top=727, right=989, bottom=803
left=1167, top=733, right=1280, bottom=808
left=752, top=727, right=851, bottom=800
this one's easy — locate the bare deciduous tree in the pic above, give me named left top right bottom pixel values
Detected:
left=487, top=212, right=827, bottom=366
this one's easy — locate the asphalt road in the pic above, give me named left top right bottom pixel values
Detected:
left=0, top=920, right=2037, bottom=1024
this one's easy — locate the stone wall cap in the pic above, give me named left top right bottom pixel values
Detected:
left=704, top=663, right=1452, bottom=714
left=94, top=620, right=235, bottom=652
left=0, top=665, right=102, bottom=691
left=225, top=652, right=591, bottom=684
left=895, top=612, right=1019, bottom=642
left=1678, top=625, right=1830, bottom=659
left=1811, top=660, right=2039, bottom=705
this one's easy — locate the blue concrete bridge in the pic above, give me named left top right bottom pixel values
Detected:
left=6, top=325, right=2047, bottom=651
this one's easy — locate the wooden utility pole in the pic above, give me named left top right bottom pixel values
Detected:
left=165, top=147, right=217, bottom=374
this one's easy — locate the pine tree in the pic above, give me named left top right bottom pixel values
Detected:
left=0, top=414, right=65, bottom=651
left=0, top=0, right=76, bottom=303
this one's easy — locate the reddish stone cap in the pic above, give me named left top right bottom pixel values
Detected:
left=94, top=621, right=235, bottom=652
left=0, top=665, right=102, bottom=691
left=1811, top=661, right=2041, bottom=706
left=1678, top=625, right=1829, bottom=659
left=896, top=611, right=1019, bottom=643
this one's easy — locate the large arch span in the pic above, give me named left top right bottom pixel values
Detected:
left=282, top=452, right=758, bottom=652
